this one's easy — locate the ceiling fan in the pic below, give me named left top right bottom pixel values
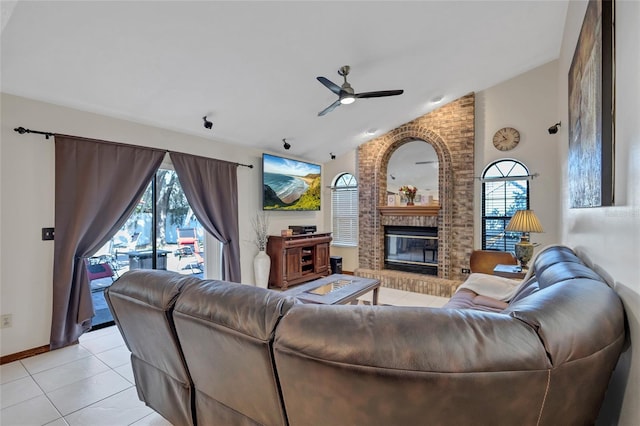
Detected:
left=316, top=65, right=404, bottom=116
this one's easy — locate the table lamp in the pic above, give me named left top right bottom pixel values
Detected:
left=504, top=209, right=544, bottom=270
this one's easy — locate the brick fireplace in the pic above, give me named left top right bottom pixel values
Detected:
left=354, top=94, right=475, bottom=296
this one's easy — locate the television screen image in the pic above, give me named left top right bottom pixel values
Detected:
left=262, top=153, right=321, bottom=211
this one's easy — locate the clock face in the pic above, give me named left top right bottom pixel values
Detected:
left=492, top=127, right=520, bottom=151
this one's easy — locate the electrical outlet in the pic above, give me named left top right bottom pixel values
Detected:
left=42, top=227, right=55, bottom=241
left=1, top=314, right=12, bottom=328
left=461, top=268, right=471, bottom=274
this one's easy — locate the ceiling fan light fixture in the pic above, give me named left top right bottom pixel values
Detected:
left=340, top=95, right=355, bottom=105
left=316, top=65, right=403, bottom=116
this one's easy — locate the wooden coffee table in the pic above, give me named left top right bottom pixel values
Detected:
left=283, top=274, right=380, bottom=305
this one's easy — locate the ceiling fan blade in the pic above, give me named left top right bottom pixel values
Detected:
left=317, top=76, right=342, bottom=95
left=356, top=89, right=404, bottom=99
left=318, top=99, right=341, bottom=116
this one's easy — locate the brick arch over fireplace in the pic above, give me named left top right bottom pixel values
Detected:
left=378, top=133, right=454, bottom=277
left=357, top=94, right=475, bottom=284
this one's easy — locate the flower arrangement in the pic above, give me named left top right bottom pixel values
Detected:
left=399, top=185, right=418, bottom=206
left=399, top=185, right=418, bottom=197
left=251, top=212, right=270, bottom=251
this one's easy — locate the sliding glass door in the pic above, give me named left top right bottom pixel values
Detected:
left=89, top=168, right=206, bottom=327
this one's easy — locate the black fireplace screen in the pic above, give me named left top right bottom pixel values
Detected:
left=384, top=226, right=438, bottom=275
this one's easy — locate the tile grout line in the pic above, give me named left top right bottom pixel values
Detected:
left=2, top=348, right=131, bottom=425
left=62, top=385, right=140, bottom=424
left=3, top=359, right=67, bottom=423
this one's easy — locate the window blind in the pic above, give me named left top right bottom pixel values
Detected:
left=331, top=173, right=358, bottom=246
left=331, top=184, right=358, bottom=246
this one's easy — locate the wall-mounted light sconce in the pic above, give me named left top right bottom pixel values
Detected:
left=203, top=116, right=213, bottom=129
left=548, top=121, right=561, bottom=135
left=282, top=138, right=291, bottom=150
left=330, top=152, right=336, bottom=160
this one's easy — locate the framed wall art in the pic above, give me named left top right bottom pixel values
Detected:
left=568, top=0, right=615, bottom=208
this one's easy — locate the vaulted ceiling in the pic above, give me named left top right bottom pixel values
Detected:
left=1, top=1, right=568, bottom=161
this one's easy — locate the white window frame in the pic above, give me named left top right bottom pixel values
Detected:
left=331, top=173, right=358, bottom=247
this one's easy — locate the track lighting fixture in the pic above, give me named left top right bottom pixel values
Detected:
left=330, top=152, right=336, bottom=160
left=203, top=116, right=213, bottom=130
left=548, top=122, right=561, bottom=135
left=283, top=138, right=291, bottom=150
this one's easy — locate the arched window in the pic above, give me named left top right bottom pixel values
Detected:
left=331, top=173, right=358, bottom=246
left=481, top=159, right=530, bottom=252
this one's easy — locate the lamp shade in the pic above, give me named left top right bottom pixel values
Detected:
left=505, top=210, right=544, bottom=233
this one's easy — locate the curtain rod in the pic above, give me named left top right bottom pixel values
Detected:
left=13, top=126, right=254, bottom=169
left=14, top=126, right=55, bottom=139
left=476, top=173, right=539, bottom=182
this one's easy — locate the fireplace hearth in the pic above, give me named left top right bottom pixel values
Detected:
left=384, top=226, right=437, bottom=275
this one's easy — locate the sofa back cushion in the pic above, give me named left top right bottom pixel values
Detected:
left=105, top=270, right=201, bottom=426
left=173, top=281, right=295, bottom=426
left=274, top=304, right=553, bottom=425
left=509, top=245, right=605, bottom=304
left=531, top=245, right=583, bottom=276
left=536, top=261, right=605, bottom=289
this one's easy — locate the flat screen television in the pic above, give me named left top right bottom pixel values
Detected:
left=262, top=153, right=321, bottom=211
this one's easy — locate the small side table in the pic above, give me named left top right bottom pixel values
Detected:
left=493, top=264, right=526, bottom=279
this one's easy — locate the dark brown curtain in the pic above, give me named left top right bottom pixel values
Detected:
left=170, top=152, right=241, bottom=282
left=52, top=135, right=165, bottom=349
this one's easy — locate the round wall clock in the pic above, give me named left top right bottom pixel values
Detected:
left=492, top=127, right=520, bottom=151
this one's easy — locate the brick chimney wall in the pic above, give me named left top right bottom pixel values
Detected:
left=357, top=94, right=475, bottom=284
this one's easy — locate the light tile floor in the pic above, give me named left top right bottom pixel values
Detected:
left=1, top=288, right=449, bottom=426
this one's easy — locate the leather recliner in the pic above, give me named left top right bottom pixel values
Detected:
left=105, top=270, right=202, bottom=426
left=173, top=280, right=296, bottom=425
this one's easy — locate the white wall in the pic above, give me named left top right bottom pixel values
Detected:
left=0, top=93, right=325, bottom=356
left=474, top=60, right=561, bottom=252
left=557, top=1, right=640, bottom=423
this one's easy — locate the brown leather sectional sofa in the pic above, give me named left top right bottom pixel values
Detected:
left=105, top=245, right=626, bottom=425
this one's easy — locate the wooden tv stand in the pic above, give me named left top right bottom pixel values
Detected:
left=266, top=232, right=332, bottom=289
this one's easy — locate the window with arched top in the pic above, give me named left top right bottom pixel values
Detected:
left=331, top=173, right=358, bottom=246
left=482, top=159, right=530, bottom=252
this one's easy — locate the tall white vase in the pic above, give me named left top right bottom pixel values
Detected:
left=253, top=250, right=271, bottom=288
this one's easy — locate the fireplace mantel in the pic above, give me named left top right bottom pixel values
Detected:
left=378, top=205, right=440, bottom=216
